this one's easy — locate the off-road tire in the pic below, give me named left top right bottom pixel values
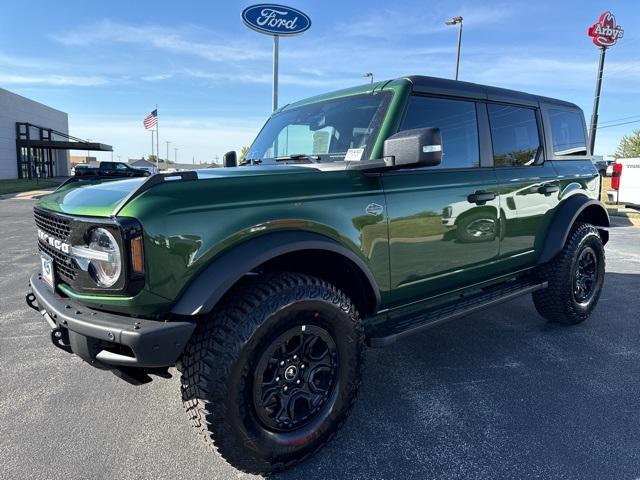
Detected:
left=533, top=222, right=605, bottom=324
left=180, top=272, right=365, bottom=474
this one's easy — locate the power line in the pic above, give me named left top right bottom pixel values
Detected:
left=596, top=119, right=640, bottom=130
left=599, top=114, right=640, bottom=125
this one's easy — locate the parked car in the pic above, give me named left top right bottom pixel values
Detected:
left=70, top=164, right=90, bottom=176
left=608, top=157, right=640, bottom=208
left=73, top=161, right=151, bottom=178
left=27, top=75, right=609, bottom=474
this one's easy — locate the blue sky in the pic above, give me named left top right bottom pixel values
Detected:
left=0, top=0, right=638, bottom=163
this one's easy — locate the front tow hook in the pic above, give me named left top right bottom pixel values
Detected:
left=25, top=292, right=39, bottom=312
left=51, top=327, right=72, bottom=354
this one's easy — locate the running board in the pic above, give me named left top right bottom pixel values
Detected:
left=367, top=279, right=547, bottom=348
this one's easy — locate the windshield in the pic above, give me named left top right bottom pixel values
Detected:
left=246, top=92, right=391, bottom=164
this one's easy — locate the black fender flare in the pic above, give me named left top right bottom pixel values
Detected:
left=171, top=231, right=381, bottom=316
left=537, top=196, right=610, bottom=264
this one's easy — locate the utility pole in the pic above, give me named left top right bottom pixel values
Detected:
left=174, top=147, right=178, bottom=163
left=588, top=48, right=606, bottom=155
left=165, top=141, right=171, bottom=165
left=445, top=16, right=463, bottom=80
left=363, top=72, right=374, bottom=84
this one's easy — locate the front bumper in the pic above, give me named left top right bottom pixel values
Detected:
left=27, top=272, right=196, bottom=369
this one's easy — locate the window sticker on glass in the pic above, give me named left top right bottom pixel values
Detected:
left=344, top=148, right=364, bottom=161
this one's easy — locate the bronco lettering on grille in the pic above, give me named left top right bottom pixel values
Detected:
left=37, top=229, right=71, bottom=254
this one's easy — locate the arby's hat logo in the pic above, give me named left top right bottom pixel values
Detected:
left=588, top=11, right=624, bottom=48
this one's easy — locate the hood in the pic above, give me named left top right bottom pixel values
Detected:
left=36, top=165, right=320, bottom=217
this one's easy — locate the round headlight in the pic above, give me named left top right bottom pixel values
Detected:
left=88, top=228, right=121, bottom=287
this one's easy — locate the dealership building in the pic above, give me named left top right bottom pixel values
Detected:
left=0, top=87, right=110, bottom=180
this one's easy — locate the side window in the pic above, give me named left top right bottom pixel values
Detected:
left=488, top=104, right=540, bottom=167
left=548, top=109, right=587, bottom=156
left=116, top=163, right=128, bottom=170
left=400, top=96, right=479, bottom=169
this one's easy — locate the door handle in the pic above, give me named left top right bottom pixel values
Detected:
left=538, top=184, right=560, bottom=195
left=467, top=191, right=496, bottom=205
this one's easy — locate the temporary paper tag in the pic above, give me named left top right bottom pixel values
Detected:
left=345, top=148, right=364, bottom=161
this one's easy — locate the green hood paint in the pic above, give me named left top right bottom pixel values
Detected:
left=36, top=165, right=321, bottom=217
left=37, top=177, right=146, bottom=217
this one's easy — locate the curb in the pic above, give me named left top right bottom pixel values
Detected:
left=0, top=189, right=57, bottom=201
left=607, top=207, right=640, bottom=220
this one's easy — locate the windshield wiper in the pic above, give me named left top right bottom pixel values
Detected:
left=239, top=158, right=262, bottom=166
left=275, top=154, right=321, bottom=163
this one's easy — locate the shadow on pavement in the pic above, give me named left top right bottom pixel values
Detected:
left=273, top=272, right=640, bottom=480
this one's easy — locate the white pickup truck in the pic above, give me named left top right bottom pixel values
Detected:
left=609, top=157, right=640, bottom=208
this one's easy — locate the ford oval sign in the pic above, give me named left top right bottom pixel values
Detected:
left=241, top=4, right=311, bottom=36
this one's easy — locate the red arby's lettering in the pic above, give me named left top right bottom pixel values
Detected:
left=588, top=11, right=624, bottom=48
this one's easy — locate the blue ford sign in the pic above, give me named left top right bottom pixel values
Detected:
left=241, top=4, right=311, bottom=36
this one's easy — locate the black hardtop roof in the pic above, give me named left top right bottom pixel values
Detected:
left=404, top=75, right=578, bottom=109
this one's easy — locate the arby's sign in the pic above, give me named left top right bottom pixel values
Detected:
left=588, top=11, right=624, bottom=48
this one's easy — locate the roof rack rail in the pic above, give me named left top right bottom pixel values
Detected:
left=111, top=171, right=198, bottom=217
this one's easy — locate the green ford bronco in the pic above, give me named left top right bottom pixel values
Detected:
left=27, top=75, right=609, bottom=473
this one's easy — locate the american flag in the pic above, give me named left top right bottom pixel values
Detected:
left=143, top=109, right=158, bottom=129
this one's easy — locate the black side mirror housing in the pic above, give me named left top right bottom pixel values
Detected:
left=383, top=127, right=442, bottom=168
left=223, top=151, right=237, bottom=168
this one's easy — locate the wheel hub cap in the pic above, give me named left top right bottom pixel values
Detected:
left=284, top=365, right=298, bottom=381
left=253, top=324, right=338, bottom=432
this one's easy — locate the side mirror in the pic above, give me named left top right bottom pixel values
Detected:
left=223, top=151, right=237, bottom=167
left=383, top=127, right=442, bottom=168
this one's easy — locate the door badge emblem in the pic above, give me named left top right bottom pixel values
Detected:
left=366, top=203, right=384, bottom=216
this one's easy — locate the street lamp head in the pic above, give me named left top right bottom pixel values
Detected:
left=445, top=16, right=463, bottom=25
left=363, top=72, right=373, bottom=78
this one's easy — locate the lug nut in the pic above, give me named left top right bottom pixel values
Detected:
left=276, top=376, right=280, bottom=382
left=283, top=386, right=288, bottom=391
left=293, top=355, right=297, bottom=360
left=301, top=364, right=305, bottom=369
left=296, top=380, right=301, bottom=385
left=280, top=361, right=285, bottom=366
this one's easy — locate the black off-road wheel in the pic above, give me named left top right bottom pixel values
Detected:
left=180, top=272, right=365, bottom=474
left=533, top=222, right=605, bottom=324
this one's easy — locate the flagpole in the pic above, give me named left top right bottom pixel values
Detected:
left=151, top=130, right=154, bottom=159
left=155, top=104, right=160, bottom=173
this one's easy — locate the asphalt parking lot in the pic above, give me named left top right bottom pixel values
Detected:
left=1, top=198, right=639, bottom=480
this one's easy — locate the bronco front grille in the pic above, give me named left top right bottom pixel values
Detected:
left=38, top=242, right=77, bottom=281
left=34, top=208, right=77, bottom=283
left=34, top=208, right=71, bottom=240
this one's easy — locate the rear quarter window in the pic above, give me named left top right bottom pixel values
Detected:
left=548, top=109, right=587, bottom=156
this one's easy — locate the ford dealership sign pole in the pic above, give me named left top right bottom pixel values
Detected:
left=587, top=11, right=623, bottom=154
left=242, top=4, right=311, bottom=112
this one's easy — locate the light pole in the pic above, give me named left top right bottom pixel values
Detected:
left=363, top=72, right=374, bottom=84
left=445, top=16, right=463, bottom=80
left=165, top=141, right=171, bottom=165
left=174, top=147, right=178, bottom=163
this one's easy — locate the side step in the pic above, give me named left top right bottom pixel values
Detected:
left=367, top=279, right=547, bottom=348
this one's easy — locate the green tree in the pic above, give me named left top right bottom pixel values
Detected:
left=614, top=129, right=640, bottom=158
left=239, top=146, right=250, bottom=162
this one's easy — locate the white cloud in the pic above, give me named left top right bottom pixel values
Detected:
left=0, top=74, right=109, bottom=87
left=53, top=20, right=271, bottom=63
left=334, top=3, right=520, bottom=38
